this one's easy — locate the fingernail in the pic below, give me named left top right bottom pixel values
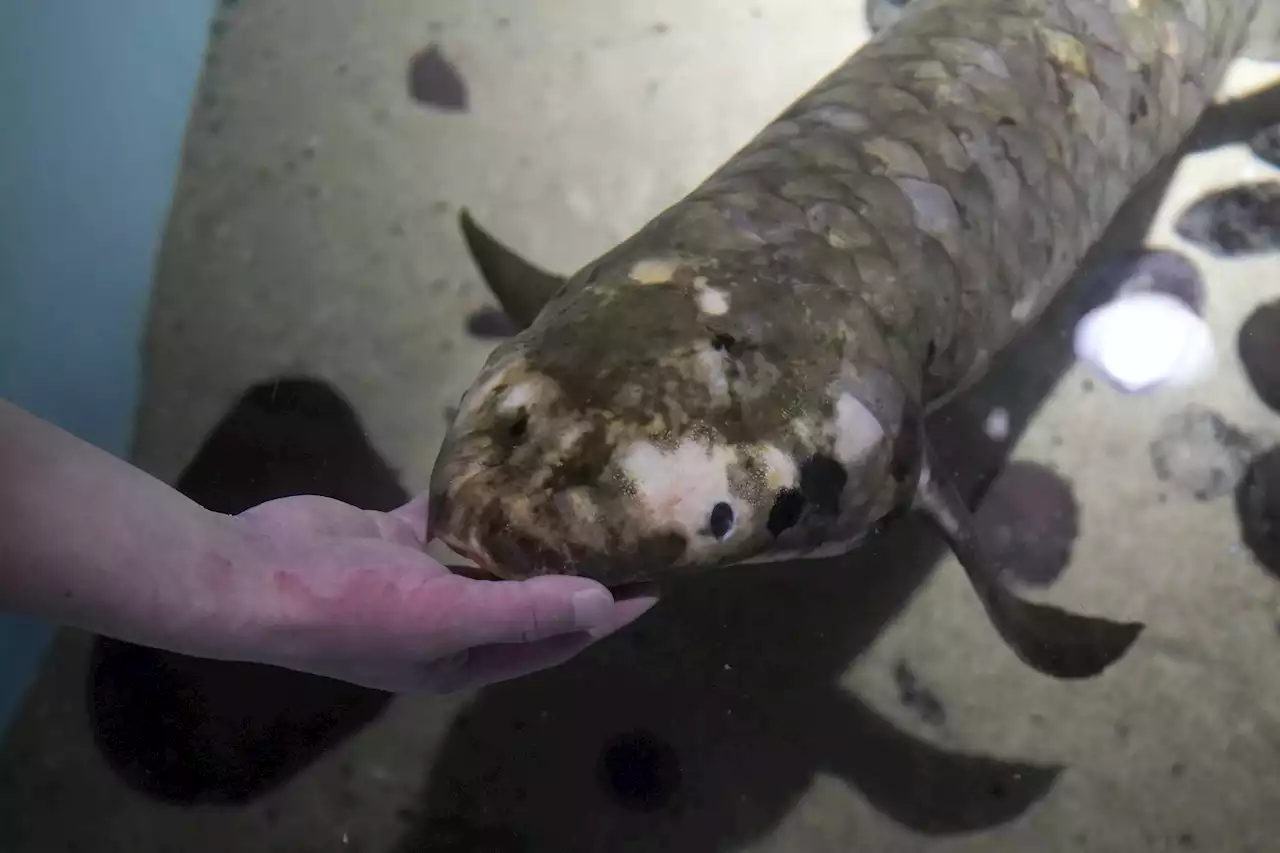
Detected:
left=571, top=587, right=615, bottom=628
left=630, top=596, right=660, bottom=616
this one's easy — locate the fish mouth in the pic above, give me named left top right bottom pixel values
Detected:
left=429, top=472, right=687, bottom=587
left=428, top=481, right=567, bottom=579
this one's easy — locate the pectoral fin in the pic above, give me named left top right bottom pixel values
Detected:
left=458, top=208, right=567, bottom=330
left=912, top=445, right=1143, bottom=680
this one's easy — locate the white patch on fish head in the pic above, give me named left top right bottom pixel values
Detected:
left=498, top=381, right=538, bottom=414
left=628, top=257, right=684, bottom=285
left=757, top=444, right=798, bottom=493
left=832, top=392, right=885, bottom=465
left=693, top=276, right=730, bottom=316
left=456, top=351, right=529, bottom=418
left=692, top=342, right=732, bottom=405
left=618, top=437, right=746, bottom=559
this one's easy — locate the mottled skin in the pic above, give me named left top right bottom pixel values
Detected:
left=430, top=0, right=1263, bottom=676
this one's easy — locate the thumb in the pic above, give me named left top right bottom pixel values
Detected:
left=435, top=574, right=630, bottom=648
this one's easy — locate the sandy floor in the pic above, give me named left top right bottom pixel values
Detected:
left=4, top=2, right=1280, bottom=851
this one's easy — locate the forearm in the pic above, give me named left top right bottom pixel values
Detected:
left=0, top=398, right=244, bottom=656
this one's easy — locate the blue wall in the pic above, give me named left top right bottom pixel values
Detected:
left=0, top=0, right=216, bottom=737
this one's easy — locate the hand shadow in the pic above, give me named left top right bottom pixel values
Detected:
left=87, top=378, right=400, bottom=805
left=400, top=86, right=1280, bottom=852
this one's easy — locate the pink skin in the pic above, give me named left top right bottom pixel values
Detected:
left=225, top=494, right=658, bottom=692
left=0, top=399, right=658, bottom=694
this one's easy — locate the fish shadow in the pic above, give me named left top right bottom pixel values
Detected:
left=87, top=378, right=399, bottom=805
left=402, top=82, right=1280, bottom=853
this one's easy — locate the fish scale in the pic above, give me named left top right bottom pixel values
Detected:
left=432, top=0, right=1267, bottom=681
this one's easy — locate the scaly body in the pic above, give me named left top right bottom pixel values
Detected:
left=431, top=0, right=1266, bottom=679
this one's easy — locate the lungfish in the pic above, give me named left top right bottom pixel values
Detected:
left=428, top=0, right=1279, bottom=680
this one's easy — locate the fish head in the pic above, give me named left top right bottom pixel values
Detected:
left=429, top=256, right=924, bottom=586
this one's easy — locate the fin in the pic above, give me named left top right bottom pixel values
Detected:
left=458, top=208, right=567, bottom=330
left=912, top=444, right=1144, bottom=680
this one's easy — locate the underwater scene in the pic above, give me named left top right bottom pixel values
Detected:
left=4, top=1, right=1280, bottom=851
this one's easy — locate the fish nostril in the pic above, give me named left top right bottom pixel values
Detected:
left=508, top=411, right=529, bottom=443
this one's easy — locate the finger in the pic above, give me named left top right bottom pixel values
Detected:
left=585, top=594, right=659, bottom=640
left=436, top=574, right=623, bottom=648
left=388, top=492, right=432, bottom=544
left=433, top=632, right=596, bottom=693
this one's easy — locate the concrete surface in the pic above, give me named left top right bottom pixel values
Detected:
left=0, top=0, right=217, bottom=736
left=4, top=1, right=1280, bottom=851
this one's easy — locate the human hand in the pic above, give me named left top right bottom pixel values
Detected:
left=214, top=493, right=658, bottom=693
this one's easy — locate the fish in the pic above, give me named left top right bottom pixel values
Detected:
left=430, top=0, right=1273, bottom=681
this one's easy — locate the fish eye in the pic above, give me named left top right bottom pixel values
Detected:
left=708, top=501, right=735, bottom=540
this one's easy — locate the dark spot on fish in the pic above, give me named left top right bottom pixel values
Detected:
left=495, top=16, right=510, bottom=29
left=709, top=331, right=749, bottom=358
left=1235, top=445, right=1280, bottom=578
left=1171, top=761, right=1186, bottom=777
left=766, top=488, right=806, bottom=536
left=507, top=412, right=528, bottom=444
left=407, top=44, right=469, bottom=112
left=1174, top=182, right=1280, bottom=256
left=971, top=461, right=1077, bottom=588
left=892, top=659, right=947, bottom=726
left=924, top=340, right=937, bottom=367
left=707, top=502, right=735, bottom=540
left=651, top=22, right=670, bottom=35
left=1081, top=378, right=1094, bottom=393
left=1082, top=248, right=1205, bottom=315
left=1150, top=406, right=1260, bottom=502
left=1239, top=299, right=1280, bottom=413
left=1129, top=93, right=1149, bottom=125
left=597, top=730, right=681, bottom=812
left=1177, top=832, right=1197, bottom=849
left=1249, top=123, right=1280, bottom=168
left=1115, top=721, right=1130, bottom=741
left=466, top=307, right=521, bottom=339
left=799, top=454, right=847, bottom=515
left=997, top=116, right=1017, bottom=128
left=336, top=62, right=349, bottom=75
